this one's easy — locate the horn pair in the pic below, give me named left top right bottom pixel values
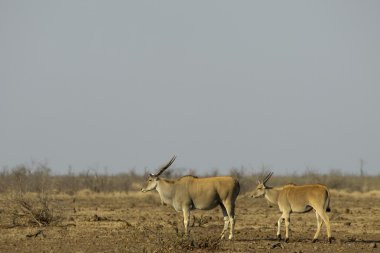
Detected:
left=150, top=155, right=176, bottom=177
left=263, top=171, right=273, bottom=184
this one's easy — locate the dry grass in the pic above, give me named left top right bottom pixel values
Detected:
left=330, top=189, right=380, bottom=198
left=0, top=164, right=379, bottom=252
left=0, top=189, right=379, bottom=252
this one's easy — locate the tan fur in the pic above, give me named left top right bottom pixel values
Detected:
left=141, top=157, right=240, bottom=240
left=252, top=174, right=332, bottom=243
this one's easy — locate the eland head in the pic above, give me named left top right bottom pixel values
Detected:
left=141, top=155, right=176, bottom=192
left=251, top=172, right=273, bottom=198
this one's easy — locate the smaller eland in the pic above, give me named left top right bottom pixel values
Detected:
left=141, top=156, right=240, bottom=240
left=251, top=172, right=332, bottom=243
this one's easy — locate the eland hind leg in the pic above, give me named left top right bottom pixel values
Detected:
left=223, top=200, right=236, bottom=240
left=219, top=204, right=229, bottom=240
left=315, top=207, right=332, bottom=243
left=312, top=211, right=323, bottom=242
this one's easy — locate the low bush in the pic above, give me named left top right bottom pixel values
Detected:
left=4, top=192, right=62, bottom=227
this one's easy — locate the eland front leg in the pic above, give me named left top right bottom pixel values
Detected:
left=276, top=215, right=283, bottom=241
left=280, top=211, right=290, bottom=243
left=182, top=207, right=190, bottom=236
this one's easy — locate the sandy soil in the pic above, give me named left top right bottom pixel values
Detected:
left=0, top=190, right=379, bottom=253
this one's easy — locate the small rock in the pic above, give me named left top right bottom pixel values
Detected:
left=344, top=222, right=351, bottom=226
left=370, top=243, right=377, bottom=248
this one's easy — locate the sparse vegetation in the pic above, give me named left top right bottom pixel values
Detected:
left=0, top=163, right=379, bottom=252
left=4, top=192, right=62, bottom=227
left=0, top=164, right=379, bottom=195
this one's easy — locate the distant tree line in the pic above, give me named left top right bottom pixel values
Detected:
left=0, top=163, right=379, bottom=194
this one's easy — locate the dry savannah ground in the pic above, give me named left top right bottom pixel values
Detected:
left=0, top=186, right=379, bottom=253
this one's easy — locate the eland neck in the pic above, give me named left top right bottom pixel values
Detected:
left=156, top=178, right=176, bottom=205
left=264, top=187, right=280, bottom=205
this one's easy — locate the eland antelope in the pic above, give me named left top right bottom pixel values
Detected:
left=251, top=172, right=332, bottom=243
left=141, top=156, right=240, bottom=240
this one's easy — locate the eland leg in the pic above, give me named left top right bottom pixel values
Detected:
left=284, top=213, right=290, bottom=242
left=182, top=207, right=190, bottom=236
left=219, top=204, right=229, bottom=240
left=223, top=200, right=236, bottom=240
left=312, top=211, right=323, bottom=243
left=316, top=208, right=332, bottom=243
left=277, top=215, right=284, bottom=241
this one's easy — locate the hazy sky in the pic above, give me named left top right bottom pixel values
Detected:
left=1, top=1, right=379, bottom=175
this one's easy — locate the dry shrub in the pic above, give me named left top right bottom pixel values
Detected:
left=4, top=192, right=62, bottom=227
left=1, top=163, right=379, bottom=195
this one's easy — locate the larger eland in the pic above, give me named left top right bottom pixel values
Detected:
left=141, top=156, right=240, bottom=240
left=251, top=172, right=332, bottom=243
